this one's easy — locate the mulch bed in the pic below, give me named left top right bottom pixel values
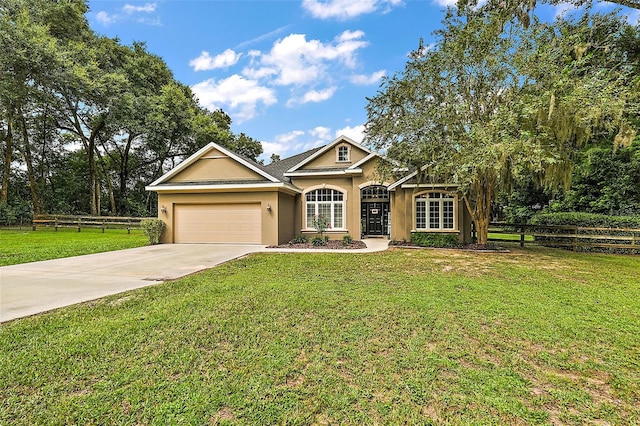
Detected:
left=268, top=240, right=367, bottom=250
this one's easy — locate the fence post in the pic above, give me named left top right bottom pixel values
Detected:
left=55, top=217, right=58, bottom=232
left=102, top=220, right=105, bottom=233
left=573, top=226, right=578, bottom=252
left=77, top=218, right=81, bottom=232
left=520, top=225, right=525, bottom=248
left=127, top=220, right=131, bottom=234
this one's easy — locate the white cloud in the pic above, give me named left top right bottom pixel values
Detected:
left=136, top=17, right=161, bottom=26
left=123, top=3, right=157, bottom=13
left=350, top=70, right=385, bottom=85
left=95, top=3, right=159, bottom=26
left=190, top=49, right=242, bottom=71
left=191, top=75, right=277, bottom=122
left=96, top=11, right=117, bottom=26
left=309, top=126, right=332, bottom=140
left=277, top=130, right=306, bottom=144
left=287, top=87, right=337, bottom=107
left=244, top=31, right=369, bottom=86
left=432, top=0, right=457, bottom=7
left=302, top=0, right=403, bottom=20
left=335, top=124, right=365, bottom=143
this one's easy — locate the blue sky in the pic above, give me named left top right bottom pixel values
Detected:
left=86, top=0, right=638, bottom=162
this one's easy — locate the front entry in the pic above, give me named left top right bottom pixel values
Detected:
left=362, top=202, right=389, bottom=236
left=360, top=185, right=390, bottom=237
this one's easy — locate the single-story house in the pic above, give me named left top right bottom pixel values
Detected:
left=145, top=135, right=473, bottom=245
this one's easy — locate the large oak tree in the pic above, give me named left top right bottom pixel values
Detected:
left=365, top=9, right=636, bottom=244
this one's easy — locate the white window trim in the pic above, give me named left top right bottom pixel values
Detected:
left=302, top=186, right=348, bottom=231
left=413, top=191, right=458, bottom=232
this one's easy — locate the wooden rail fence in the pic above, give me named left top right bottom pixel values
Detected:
left=488, top=222, right=640, bottom=254
left=32, top=215, right=154, bottom=234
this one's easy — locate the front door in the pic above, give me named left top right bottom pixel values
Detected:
left=361, top=202, right=388, bottom=236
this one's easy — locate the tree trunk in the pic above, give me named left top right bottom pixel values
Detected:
left=464, top=174, right=495, bottom=246
left=1, top=115, right=13, bottom=204
left=115, top=133, right=135, bottom=215
left=19, top=110, right=41, bottom=215
left=95, top=147, right=117, bottom=215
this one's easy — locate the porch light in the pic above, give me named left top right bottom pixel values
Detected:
left=160, top=205, right=167, bottom=215
left=266, top=203, right=272, bottom=212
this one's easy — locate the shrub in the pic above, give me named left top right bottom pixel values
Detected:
left=0, top=201, right=33, bottom=227
left=343, top=235, right=353, bottom=245
left=530, top=212, right=640, bottom=254
left=141, top=219, right=166, bottom=245
left=290, top=235, right=308, bottom=244
left=530, top=212, right=640, bottom=228
left=410, top=232, right=458, bottom=248
left=311, top=215, right=330, bottom=238
left=311, top=236, right=327, bottom=246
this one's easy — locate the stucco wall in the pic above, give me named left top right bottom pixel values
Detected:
left=301, top=144, right=369, bottom=170
left=277, top=192, right=296, bottom=244
left=290, top=158, right=390, bottom=240
left=390, top=187, right=472, bottom=244
left=169, top=148, right=264, bottom=182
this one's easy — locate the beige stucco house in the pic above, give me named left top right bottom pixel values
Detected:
left=146, top=135, right=472, bottom=245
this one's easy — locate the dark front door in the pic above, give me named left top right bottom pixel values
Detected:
left=362, top=202, right=388, bottom=236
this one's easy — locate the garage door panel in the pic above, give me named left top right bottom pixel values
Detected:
left=174, top=203, right=261, bottom=243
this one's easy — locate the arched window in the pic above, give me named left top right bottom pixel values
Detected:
left=306, top=189, right=345, bottom=229
left=361, top=185, right=389, bottom=201
left=415, top=192, right=456, bottom=230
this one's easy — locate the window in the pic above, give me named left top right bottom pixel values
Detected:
left=361, top=185, right=389, bottom=201
left=306, top=189, right=344, bottom=229
left=415, top=192, right=455, bottom=230
left=337, top=145, right=349, bottom=162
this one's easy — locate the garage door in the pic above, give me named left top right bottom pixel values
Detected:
left=174, top=203, right=262, bottom=243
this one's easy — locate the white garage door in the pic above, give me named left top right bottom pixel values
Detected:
left=174, top=203, right=262, bottom=244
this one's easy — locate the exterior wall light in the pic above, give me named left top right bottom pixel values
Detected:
left=160, top=205, right=167, bottom=215
left=266, top=203, right=272, bottom=212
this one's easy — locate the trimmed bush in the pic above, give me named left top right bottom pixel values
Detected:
left=411, top=232, right=458, bottom=248
left=141, top=219, right=166, bottom=245
left=343, top=235, right=353, bottom=245
left=530, top=212, right=640, bottom=229
left=530, top=212, right=640, bottom=254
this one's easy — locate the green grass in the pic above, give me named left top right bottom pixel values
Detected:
left=0, top=228, right=149, bottom=266
left=1, top=247, right=639, bottom=424
left=488, top=232, right=535, bottom=242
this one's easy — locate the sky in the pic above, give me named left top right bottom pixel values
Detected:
left=86, top=0, right=638, bottom=162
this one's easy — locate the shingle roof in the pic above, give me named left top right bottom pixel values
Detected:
left=263, top=146, right=325, bottom=182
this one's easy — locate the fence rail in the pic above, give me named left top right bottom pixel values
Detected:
left=32, top=214, right=154, bottom=234
left=488, top=222, right=640, bottom=254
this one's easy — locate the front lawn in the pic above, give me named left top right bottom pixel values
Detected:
left=0, top=228, right=149, bottom=266
left=1, top=247, right=638, bottom=424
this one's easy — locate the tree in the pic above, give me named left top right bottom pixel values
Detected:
left=229, top=133, right=263, bottom=161
left=365, top=9, right=634, bottom=244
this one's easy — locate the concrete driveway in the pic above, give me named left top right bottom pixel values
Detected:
left=0, top=239, right=389, bottom=323
left=0, top=244, right=265, bottom=322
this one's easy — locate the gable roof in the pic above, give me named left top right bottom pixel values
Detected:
left=285, top=135, right=373, bottom=173
left=263, top=146, right=324, bottom=181
left=147, top=141, right=281, bottom=188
